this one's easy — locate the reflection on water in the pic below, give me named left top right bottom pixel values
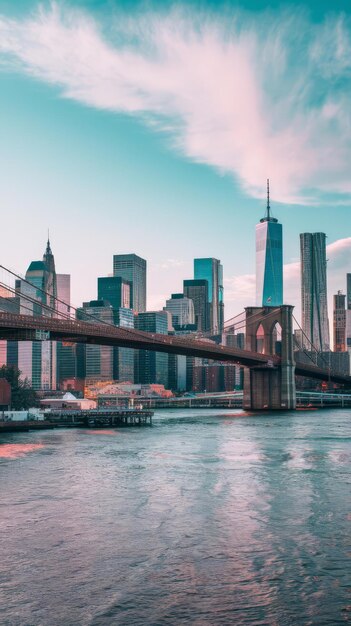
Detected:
left=0, top=408, right=350, bottom=625
left=0, top=442, right=44, bottom=459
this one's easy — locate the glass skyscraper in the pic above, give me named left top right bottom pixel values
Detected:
left=98, top=276, right=131, bottom=314
left=135, top=311, right=168, bottom=386
left=300, top=232, right=330, bottom=351
left=194, top=258, right=224, bottom=334
left=183, top=279, right=209, bottom=332
left=113, top=254, right=146, bottom=313
left=256, top=181, right=283, bottom=307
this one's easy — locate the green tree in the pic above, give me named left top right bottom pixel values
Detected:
left=0, top=365, right=39, bottom=410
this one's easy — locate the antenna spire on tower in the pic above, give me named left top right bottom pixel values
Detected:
left=266, top=178, right=270, bottom=219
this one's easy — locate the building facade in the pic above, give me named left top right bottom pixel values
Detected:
left=98, top=276, right=131, bottom=313
left=300, top=232, right=330, bottom=351
left=333, top=291, right=346, bottom=352
left=135, top=311, right=168, bottom=386
left=113, top=254, right=146, bottom=313
left=76, top=300, right=115, bottom=383
left=183, top=279, right=209, bottom=332
left=256, top=181, right=283, bottom=307
left=194, top=258, right=224, bottom=334
left=164, top=293, right=195, bottom=328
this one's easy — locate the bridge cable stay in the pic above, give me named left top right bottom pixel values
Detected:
left=292, top=315, right=336, bottom=383
left=0, top=264, right=143, bottom=334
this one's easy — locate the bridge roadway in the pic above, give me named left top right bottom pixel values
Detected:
left=0, top=312, right=350, bottom=386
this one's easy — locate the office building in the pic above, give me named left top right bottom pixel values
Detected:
left=56, top=274, right=71, bottom=318
left=113, top=308, right=135, bottom=382
left=76, top=300, right=115, bottom=383
left=113, top=254, right=146, bottom=313
left=13, top=239, right=58, bottom=390
left=183, top=279, right=209, bottom=332
left=164, top=293, right=195, bottom=328
left=135, top=311, right=168, bottom=386
left=256, top=180, right=283, bottom=307
left=300, top=232, right=330, bottom=351
left=194, top=258, right=224, bottom=334
left=333, top=291, right=346, bottom=352
left=347, top=274, right=351, bottom=311
left=98, top=276, right=131, bottom=313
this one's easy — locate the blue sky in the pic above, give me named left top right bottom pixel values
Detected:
left=0, top=0, right=350, bottom=319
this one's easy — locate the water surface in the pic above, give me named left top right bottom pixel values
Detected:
left=0, top=408, right=350, bottom=625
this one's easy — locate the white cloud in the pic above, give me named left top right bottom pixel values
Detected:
left=0, top=4, right=351, bottom=203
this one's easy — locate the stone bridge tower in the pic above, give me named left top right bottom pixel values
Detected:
left=243, top=305, right=296, bottom=410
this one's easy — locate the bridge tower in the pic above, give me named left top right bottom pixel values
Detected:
left=243, top=305, right=296, bottom=410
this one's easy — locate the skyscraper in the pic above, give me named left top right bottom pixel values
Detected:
left=256, top=180, right=283, bottom=307
left=98, top=276, right=131, bottom=313
left=164, top=293, right=195, bottom=328
left=14, top=239, right=58, bottom=390
left=113, top=254, right=146, bottom=313
left=135, top=311, right=168, bottom=386
left=194, top=258, right=224, bottom=334
left=347, top=273, right=351, bottom=311
left=76, top=300, right=115, bottom=383
left=300, top=232, right=330, bottom=351
left=333, top=291, right=346, bottom=352
left=183, top=279, right=209, bottom=332
left=56, top=274, right=71, bottom=318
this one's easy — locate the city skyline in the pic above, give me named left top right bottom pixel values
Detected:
left=0, top=0, right=350, bottom=322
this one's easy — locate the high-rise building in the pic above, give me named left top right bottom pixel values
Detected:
left=14, top=239, right=58, bottom=390
left=56, top=274, right=71, bottom=318
left=98, top=276, right=131, bottom=312
left=113, top=254, right=146, bottom=313
left=333, top=291, right=346, bottom=352
left=135, top=311, right=168, bottom=386
left=346, top=276, right=351, bottom=367
left=194, top=258, right=224, bottom=334
left=164, top=293, right=195, bottom=328
left=347, top=274, right=351, bottom=311
left=183, top=279, right=209, bottom=332
left=300, top=232, right=330, bottom=351
left=256, top=180, right=283, bottom=307
left=113, top=308, right=135, bottom=382
left=76, top=300, right=115, bottom=383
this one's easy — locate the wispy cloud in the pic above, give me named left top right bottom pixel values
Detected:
left=0, top=4, right=351, bottom=203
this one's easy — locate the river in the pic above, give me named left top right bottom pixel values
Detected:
left=0, top=408, right=350, bottom=625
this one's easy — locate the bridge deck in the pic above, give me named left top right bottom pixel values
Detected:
left=0, top=312, right=350, bottom=386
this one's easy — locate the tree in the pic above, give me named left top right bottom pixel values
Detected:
left=0, top=365, right=39, bottom=410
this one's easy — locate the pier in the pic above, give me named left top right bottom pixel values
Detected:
left=47, top=408, right=153, bottom=428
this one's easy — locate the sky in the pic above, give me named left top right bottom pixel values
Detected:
left=0, top=0, right=350, bottom=323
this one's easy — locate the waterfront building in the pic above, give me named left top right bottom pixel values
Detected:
left=194, top=258, right=224, bottom=334
left=183, top=279, right=209, bottom=332
left=333, top=291, right=346, bottom=352
left=97, top=276, right=131, bottom=313
left=135, top=311, right=168, bottom=387
left=113, top=254, right=146, bottom=313
left=164, top=293, right=195, bottom=327
left=256, top=180, right=283, bottom=307
left=300, top=232, right=330, bottom=351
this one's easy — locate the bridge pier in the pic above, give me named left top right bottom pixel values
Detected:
left=243, top=305, right=296, bottom=411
